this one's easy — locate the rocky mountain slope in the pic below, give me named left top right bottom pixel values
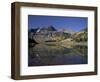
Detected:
left=72, top=28, right=87, bottom=42
left=28, top=26, right=87, bottom=44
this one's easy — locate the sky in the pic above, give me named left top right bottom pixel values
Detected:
left=28, top=15, right=88, bottom=32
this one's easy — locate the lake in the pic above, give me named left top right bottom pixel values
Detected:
left=28, top=44, right=88, bottom=66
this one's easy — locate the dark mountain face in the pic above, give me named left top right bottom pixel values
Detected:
left=39, top=25, right=57, bottom=33
left=29, top=28, right=39, bottom=33
left=47, top=25, right=57, bottom=31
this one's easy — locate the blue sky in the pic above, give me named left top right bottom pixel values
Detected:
left=28, top=15, right=87, bottom=32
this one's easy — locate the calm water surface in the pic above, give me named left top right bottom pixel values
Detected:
left=28, top=44, right=87, bottom=66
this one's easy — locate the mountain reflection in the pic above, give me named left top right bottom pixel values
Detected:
left=28, top=44, right=87, bottom=66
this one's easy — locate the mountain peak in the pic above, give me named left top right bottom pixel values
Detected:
left=37, top=25, right=57, bottom=33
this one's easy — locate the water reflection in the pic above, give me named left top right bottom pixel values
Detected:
left=28, top=44, right=88, bottom=66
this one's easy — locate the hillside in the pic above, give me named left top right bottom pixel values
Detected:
left=28, top=26, right=87, bottom=44
left=72, top=28, right=87, bottom=42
